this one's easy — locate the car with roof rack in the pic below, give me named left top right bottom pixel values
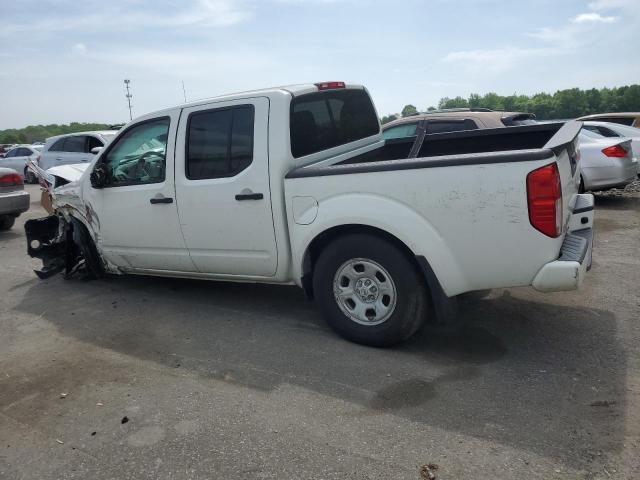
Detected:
left=577, top=112, right=640, bottom=128
left=382, top=109, right=537, bottom=139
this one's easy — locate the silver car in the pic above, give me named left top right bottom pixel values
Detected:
left=0, top=145, right=42, bottom=183
left=578, top=130, right=638, bottom=192
left=39, top=131, right=117, bottom=171
left=0, top=167, right=30, bottom=230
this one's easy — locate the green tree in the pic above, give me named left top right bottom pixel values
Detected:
left=381, top=114, right=398, bottom=125
left=438, top=96, right=469, bottom=109
left=0, top=122, right=114, bottom=144
left=401, top=104, right=418, bottom=117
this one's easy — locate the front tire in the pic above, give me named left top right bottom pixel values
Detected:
left=312, top=234, right=428, bottom=347
left=0, top=215, right=16, bottom=231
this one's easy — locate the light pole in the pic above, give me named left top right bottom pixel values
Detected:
left=124, top=79, right=133, bottom=121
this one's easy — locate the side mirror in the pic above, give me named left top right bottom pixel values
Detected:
left=91, top=146, right=103, bottom=155
left=90, top=163, right=110, bottom=189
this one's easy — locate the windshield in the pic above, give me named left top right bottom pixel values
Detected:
left=580, top=129, right=605, bottom=141
left=607, top=123, right=640, bottom=138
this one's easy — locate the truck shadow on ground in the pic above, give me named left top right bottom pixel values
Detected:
left=594, top=193, right=640, bottom=211
left=14, top=275, right=625, bottom=470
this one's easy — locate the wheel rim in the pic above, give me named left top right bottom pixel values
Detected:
left=333, top=258, right=397, bottom=326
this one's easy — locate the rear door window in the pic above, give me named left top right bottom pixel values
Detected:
left=64, top=136, right=86, bottom=153
left=290, top=89, right=379, bottom=158
left=186, top=105, right=255, bottom=180
left=49, top=138, right=66, bottom=152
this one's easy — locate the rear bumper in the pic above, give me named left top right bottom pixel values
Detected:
left=583, top=160, right=637, bottom=191
left=532, top=194, right=594, bottom=292
left=0, top=190, right=30, bottom=216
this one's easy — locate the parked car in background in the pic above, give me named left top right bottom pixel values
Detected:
left=382, top=109, right=536, bottom=139
left=578, top=130, right=637, bottom=192
left=0, top=144, right=17, bottom=158
left=577, top=113, right=640, bottom=128
left=38, top=131, right=117, bottom=171
left=0, top=145, right=43, bottom=183
left=582, top=121, right=640, bottom=174
left=0, top=167, right=29, bottom=230
left=25, top=82, right=593, bottom=347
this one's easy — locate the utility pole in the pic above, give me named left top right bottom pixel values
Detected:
left=124, top=79, right=133, bottom=121
left=181, top=80, right=187, bottom=103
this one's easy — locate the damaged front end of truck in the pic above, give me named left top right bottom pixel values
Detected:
left=24, top=161, right=106, bottom=280
left=25, top=214, right=105, bottom=279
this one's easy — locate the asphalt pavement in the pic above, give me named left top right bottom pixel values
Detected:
left=1, top=184, right=639, bottom=479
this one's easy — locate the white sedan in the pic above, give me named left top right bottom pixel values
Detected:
left=0, top=145, right=42, bottom=183
left=582, top=121, right=640, bottom=174
left=578, top=130, right=638, bottom=192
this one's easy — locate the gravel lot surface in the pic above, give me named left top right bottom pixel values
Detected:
left=1, top=184, right=639, bottom=479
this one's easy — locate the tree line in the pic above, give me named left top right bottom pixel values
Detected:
left=382, top=84, right=640, bottom=124
left=0, top=122, right=113, bottom=144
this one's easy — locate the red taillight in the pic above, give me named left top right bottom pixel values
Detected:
left=315, top=81, right=346, bottom=90
left=0, top=173, right=23, bottom=187
left=601, top=144, right=628, bottom=157
left=527, top=163, right=562, bottom=237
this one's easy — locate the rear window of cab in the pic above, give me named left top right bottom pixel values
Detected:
left=290, top=89, right=379, bottom=158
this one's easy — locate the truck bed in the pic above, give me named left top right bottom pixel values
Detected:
left=284, top=121, right=583, bottom=297
left=287, top=122, right=569, bottom=179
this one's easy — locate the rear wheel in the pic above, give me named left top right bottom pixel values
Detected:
left=0, top=215, right=16, bottom=231
left=312, top=234, right=428, bottom=347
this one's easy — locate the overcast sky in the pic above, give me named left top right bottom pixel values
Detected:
left=1, top=0, right=638, bottom=129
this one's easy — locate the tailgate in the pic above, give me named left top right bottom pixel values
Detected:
left=542, top=121, right=583, bottom=228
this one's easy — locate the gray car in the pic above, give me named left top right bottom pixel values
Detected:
left=39, top=131, right=117, bottom=171
left=0, top=145, right=42, bottom=183
left=0, top=167, right=30, bottom=230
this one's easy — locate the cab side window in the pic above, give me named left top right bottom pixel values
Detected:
left=100, top=118, right=170, bottom=187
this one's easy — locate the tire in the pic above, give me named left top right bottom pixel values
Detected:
left=0, top=215, right=16, bottom=231
left=312, top=234, right=429, bottom=347
left=24, top=168, right=36, bottom=184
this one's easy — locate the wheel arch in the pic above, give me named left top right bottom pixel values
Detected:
left=300, top=223, right=456, bottom=324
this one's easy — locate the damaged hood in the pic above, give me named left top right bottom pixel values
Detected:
left=27, top=160, right=90, bottom=190
left=47, top=163, right=90, bottom=183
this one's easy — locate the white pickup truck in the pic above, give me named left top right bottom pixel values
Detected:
left=26, top=81, right=594, bottom=346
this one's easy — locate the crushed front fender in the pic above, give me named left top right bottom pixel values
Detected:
left=25, top=215, right=105, bottom=280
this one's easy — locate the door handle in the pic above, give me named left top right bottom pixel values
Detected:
left=55, top=157, right=63, bottom=161
left=150, top=196, right=174, bottom=204
left=235, top=192, right=264, bottom=201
